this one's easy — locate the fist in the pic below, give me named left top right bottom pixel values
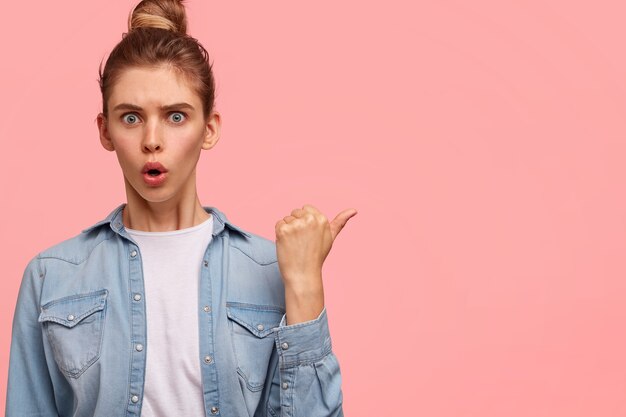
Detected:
left=274, top=204, right=357, bottom=290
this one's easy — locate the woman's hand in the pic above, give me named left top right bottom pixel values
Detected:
left=275, top=204, right=357, bottom=324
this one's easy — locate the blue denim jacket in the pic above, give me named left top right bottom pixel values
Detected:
left=6, top=204, right=343, bottom=417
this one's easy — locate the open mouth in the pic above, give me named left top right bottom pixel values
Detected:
left=142, top=162, right=168, bottom=175
left=142, top=162, right=168, bottom=185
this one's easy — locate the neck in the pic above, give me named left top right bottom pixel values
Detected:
left=122, top=177, right=210, bottom=232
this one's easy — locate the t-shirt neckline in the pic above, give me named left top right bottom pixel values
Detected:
left=125, top=214, right=213, bottom=237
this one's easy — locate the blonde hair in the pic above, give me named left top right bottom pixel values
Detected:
left=99, top=0, right=215, bottom=117
left=128, top=0, right=187, bottom=34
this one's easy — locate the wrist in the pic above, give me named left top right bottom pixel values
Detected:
left=284, top=282, right=324, bottom=325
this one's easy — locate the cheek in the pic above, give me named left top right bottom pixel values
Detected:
left=173, top=129, right=206, bottom=155
left=108, top=130, right=134, bottom=153
left=108, top=126, right=140, bottom=156
left=110, top=141, right=136, bottom=168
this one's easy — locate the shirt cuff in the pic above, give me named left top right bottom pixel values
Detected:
left=274, top=307, right=332, bottom=367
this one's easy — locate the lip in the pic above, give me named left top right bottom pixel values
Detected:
left=142, top=162, right=168, bottom=186
left=142, top=162, right=168, bottom=174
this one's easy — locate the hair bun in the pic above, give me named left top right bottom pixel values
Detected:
left=128, top=0, right=187, bottom=35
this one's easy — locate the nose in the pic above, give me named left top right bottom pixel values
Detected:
left=142, top=122, right=162, bottom=153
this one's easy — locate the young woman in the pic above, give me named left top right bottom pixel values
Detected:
left=5, top=1, right=356, bottom=416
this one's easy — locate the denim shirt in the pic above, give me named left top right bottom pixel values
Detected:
left=6, top=204, right=343, bottom=417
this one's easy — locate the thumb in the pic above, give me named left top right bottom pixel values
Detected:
left=329, top=208, right=358, bottom=241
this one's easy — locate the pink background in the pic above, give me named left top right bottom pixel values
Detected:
left=2, top=0, right=626, bottom=415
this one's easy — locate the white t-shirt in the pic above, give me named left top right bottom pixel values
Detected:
left=126, top=214, right=214, bottom=416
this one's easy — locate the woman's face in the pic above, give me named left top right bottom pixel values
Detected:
left=97, top=65, right=219, bottom=205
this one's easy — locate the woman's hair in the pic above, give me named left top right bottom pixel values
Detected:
left=98, top=0, right=215, bottom=118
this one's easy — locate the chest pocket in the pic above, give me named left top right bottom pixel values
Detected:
left=226, top=302, right=284, bottom=391
left=38, top=289, right=108, bottom=379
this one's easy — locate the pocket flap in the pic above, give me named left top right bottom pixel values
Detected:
left=226, top=303, right=284, bottom=338
left=39, top=289, right=108, bottom=328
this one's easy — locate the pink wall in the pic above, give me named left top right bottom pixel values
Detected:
left=2, top=1, right=626, bottom=415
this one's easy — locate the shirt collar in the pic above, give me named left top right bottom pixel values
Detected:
left=81, top=203, right=252, bottom=238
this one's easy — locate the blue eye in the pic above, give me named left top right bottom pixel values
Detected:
left=122, top=113, right=139, bottom=124
left=169, top=112, right=186, bottom=123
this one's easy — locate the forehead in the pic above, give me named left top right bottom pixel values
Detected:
left=108, top=65, right=202, bottom=108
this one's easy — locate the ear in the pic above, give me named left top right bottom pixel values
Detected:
left=202, top=111, right=221, bottom=151
left=97, top=113, right=115, bottom=152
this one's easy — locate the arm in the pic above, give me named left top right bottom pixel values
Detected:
left=269, top=307, right=343, bottom=417
left=269, top=204, right=356, bottom=416
left=5, top=256, right=59, bottom=417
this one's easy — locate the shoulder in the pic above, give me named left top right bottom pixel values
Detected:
left=37, top=221, right=117, bottom=266
left=35, top=205, right=128, bottom=265
left=209, top=206, right=278, bottom=266
left=17, top=218, right=117, bottom=302
left=228, top=228, right=278, bottom=266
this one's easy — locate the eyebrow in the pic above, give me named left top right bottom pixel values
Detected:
left=112, top=102, right=196, bottom=112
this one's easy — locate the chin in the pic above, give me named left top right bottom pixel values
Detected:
left=127, top=182, right=175, bottom=204
left=139, top=190, right=177, bottom=204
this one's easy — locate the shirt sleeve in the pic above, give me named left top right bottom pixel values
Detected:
left=5, top=256, right=59, bottom=417
left=267, top=307, right=344, bottom=417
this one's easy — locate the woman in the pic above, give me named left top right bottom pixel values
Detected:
left=5, top=0, right=356, bottom=416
